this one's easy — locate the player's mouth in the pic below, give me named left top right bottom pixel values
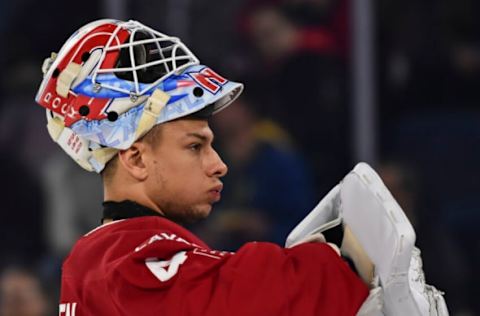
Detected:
left=208, top=184, right=223, bottom=202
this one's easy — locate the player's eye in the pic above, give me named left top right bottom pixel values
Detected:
left=188, top=143, right=202, bottom=152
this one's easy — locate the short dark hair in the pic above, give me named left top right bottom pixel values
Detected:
left=100, top=123, right=164, bottom=182
left=100, top=155, right=119, bottom=183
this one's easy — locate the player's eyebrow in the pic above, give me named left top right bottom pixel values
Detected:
left=185, top=132, right=214, bottom=143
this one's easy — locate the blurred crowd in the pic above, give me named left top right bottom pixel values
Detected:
left=0, top=0, right=479, bottom=315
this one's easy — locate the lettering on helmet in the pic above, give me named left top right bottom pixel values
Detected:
left=189, top=67, right=228, bottom=94
left=67, top=133, right=82, bottom=154
left=44, top=92, right=52, bottom=103
left=53, top=98, right=61, bottom=109
left=43, top=93, right=78, bottom=119
left=61, top=102, right=69, bottom=114
left=67, top=106, right=78, bottom=119
left=44, top=95, right=77, bottom=120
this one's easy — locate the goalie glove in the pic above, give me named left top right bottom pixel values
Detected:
left=286, top=162, right=449, bottom=316
left=285, top=184, right=342, bottom=248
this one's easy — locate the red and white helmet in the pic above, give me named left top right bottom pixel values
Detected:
left=36, top=19, right=243, bottom=172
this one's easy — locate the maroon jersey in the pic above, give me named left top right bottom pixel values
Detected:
left=59, top=216, right=368, bottom=315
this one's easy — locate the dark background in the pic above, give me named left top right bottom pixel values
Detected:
left=0, top=0, right=478, bottom=315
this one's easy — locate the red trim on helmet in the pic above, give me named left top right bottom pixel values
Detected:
left=38, top=22, right=130, bottom=124
left=64, top=95, right=110, bottom=127
left=189, top=67, right=228, bottom=94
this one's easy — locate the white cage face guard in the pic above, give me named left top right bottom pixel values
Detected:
left=90, top=20, right=199, bottom=97
left=35, top=19, right=243, bottom=173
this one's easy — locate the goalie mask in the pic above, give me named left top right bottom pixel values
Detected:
left=35, top=19, right=243, bottom=173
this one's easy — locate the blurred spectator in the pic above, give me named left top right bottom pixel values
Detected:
left=378, top=0, right=480, bottom=118
left=239, top=2, right=351, bottom=195
left=193, top=96, right=316, bottom=250
left=247, top=5, right=300, bottom=64
left=0, top=266, right=51, bottom=316
left=239, top=0, right=349, bottom=61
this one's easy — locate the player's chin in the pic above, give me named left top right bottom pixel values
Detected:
left=196, top=203, right=213, bottom=219
left=184, top=203, right=213, bottom=223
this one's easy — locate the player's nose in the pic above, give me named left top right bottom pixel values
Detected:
left=207, top=148, right=228, bottom=178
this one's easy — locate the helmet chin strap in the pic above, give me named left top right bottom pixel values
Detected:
left=56, top=62, right=82, bottom=98
left=42, top=52, right=57, bottom=75
left=56, top=48, right=104, bottom=98
left=71, top=48, right=103, bottom=90
left=135, top=89, right=170, bottom=139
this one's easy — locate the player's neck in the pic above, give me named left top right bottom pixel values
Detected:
left=103, top=181, right=166, bottom=218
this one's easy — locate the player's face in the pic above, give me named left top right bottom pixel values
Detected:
left=143, top=119, right=227, bottom=223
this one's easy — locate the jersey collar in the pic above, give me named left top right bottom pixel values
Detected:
left=102, top=200, right=164, bottom=223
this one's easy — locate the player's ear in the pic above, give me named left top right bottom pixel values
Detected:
left=117, top=142, right=149, bottom=181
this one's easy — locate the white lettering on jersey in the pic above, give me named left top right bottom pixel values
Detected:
left=145, top=251, right=188, bottom=282
left=59, top=302, right=77, bottom=316
left=192, top=248, right=230, bottom=259
left=134, top=233, right=202, bottom=252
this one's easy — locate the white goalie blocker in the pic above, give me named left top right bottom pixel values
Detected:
left=286, top=163, right=449, bottom=316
